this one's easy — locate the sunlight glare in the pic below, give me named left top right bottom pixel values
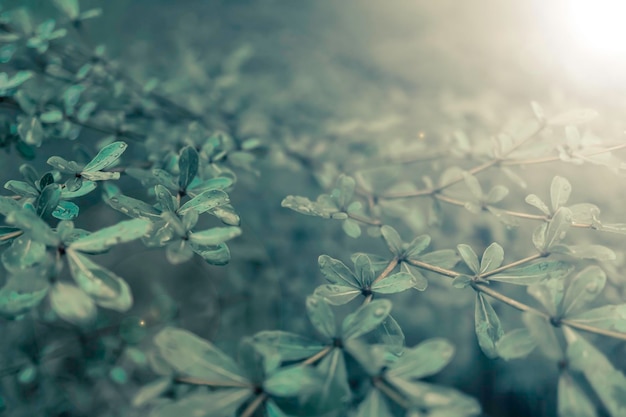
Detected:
left=567, top=0, right=626, bottom=57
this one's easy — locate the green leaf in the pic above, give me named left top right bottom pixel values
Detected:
left=353, top=253, right=375, bottom=287
left=62, top=180, right=96, bottom=199
left=542, top=207, right=572, bottom=251
left=342, top=218, right=361, bottom=238
left=313, top=284, right=361, bottom=305
left=335, top=174, right=355, bottom=208
left=474, top=293, right=503, bottom=358
left=564, top=327, right=626, bottom=417
left=188, top=226, right=241, bottom=246
left=387, top=338, right=455, bottom=380
left=178, top=146, right=198, bottom=190
left=522, top=312, right=562, bottom=361
left=463, top=173, right=483, bottom=199
left=6, top=209, right=59, bottom=247
left=318, top=255, right=360, bottom=288
left=131, top=377, right=171, bottom=408
left=190, top=242, right=231, bottom=265
left=528, top=279, right=564, bottom=318
left=80, top=171, right=120, bottom=181
left=50, top=282, right=97, bottom=326
left=355, top=389, right=393, bottom=417
left=550, top=176, right=572, bottom=211
left=314, top=348, right=351, bottom=409
left=104, top=193, right=161, bottom=220
left=371, top=272, right=416, bottom=294
left=558, top=372, right=598, bottom=417
left=178, top=189, right=229, bottom=215
left=4, top=180, right=38, bottom=197
left=0, top=272, right=49, bottom=317
left=404, top=235, right=431, bottom=260
left=452, top=274, right=473, bottom=288
left=416, top=249, right=460, bottom=269
left=39, top=110, right=63, bottom=123
left=562, top=266, right=606, bottom=316
left=457, top=244, right=480, bottom=274
left=264, top=365, right=321, bottom=398
left=342, top=299, right=392, bottom=340
left=567, top=304, right=626, bottom=333
left=485, top=185, right=509, bottom=204
left=1, top=236, right=47, bottom=272
left=154, top=327, right=249, bottom=385
left=36, top=184, right=61, bottom=217
left=373, top=314, right=405, bottom=354
left=306, top=296, right=336, bottom=339
left=165, top=240, right=194, bottom=264
left=488, top=261, right=573, bottom=286
left=495, top=328, right=536, bottom=360
left=52, top=200, right=79, bottom=220
left=479, top=242, right=504, bottom=274
left=69, top=219, right=151, bottom=252
left=18, top=117, right=44, bottom=147
left=380, top=225, right=403, bottom=256
left=0, top=196, right=22, bottom=216
left=155, top=185, right=177, bottom=213
left=252, top=331, right=325, bottom=362
left=83, top=141, right=127, bottom=172
left=150, top=389, right=252, bottom=417
left=281, top=195, right=338, bottom=218
left=551, top=244, right=616, bottom=261
left=400, top=262, right=428, bottom=291
left=66, top=250, right=132, bottom=311
left=52, top=0, right=80, bottom=19
left=525, top=194, right=550, bottom=215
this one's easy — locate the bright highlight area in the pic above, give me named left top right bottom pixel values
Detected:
left=567, top=0, right=626, bottom=57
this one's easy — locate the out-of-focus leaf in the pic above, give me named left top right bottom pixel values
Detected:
left=474, top=293, right=503, bottom=358
left=69, top=219, right=151, bottom=252
left=495, top=328, right=536, bottom=360
left=50, top=282, right=96, bottom=326
left=342, top=299, right=392, bottom=340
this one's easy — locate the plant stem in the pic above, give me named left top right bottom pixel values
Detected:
left=371, top=257, right=399, bottom=285
left=175, top=376, right=251, bottom=388
left=374, top=378, right=409, bottom=409
left=561, top=320, right=626, bottom=342
left=347, top=212, right=381, bottom=226
left=405, top=259, right=459, bottom=278
left=479, top=253, right=544, bottom=279
left=0, top=230, right=23, bottom=242
left=240, top=393, right=267, bottom=417
left=301, top=346, right=332, bottom=366
left=472, top=282, right=546, bottom=316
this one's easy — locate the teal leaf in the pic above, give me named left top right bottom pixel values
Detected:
left=178, top=189, right=229, bottom=215
left=525, top=194, right=551, bottom=215
left=452, top=274, right=473, bottom=289
left=6, top=209, right=59, bottom=246
left=0, top=196, right=22, bottom=216
left=474, top=293, right=503, bottom=358
left=318, top=255, right=360, bottom=288
left=400, top=262, right=428, bottom=291
left=154, top=327, right=250, bottom=385
left=479, top=242, right=504, bottom=274
left=79, top=171, right=120, bottom=181
left=1, top=236, right=47, bottom=272
left=567, top=304, right=626, bottom=333
left=306, top=296, right=336, bottom=339
left=61, top=180, right=96, bottom=199
left=457, top=244, right=480, bottom=274
left=66, top=250, right=132, bottom=311
left=18, top=117, right=44, bottom=147
left=36, top=184, right=61, bottom=217
left=265, top=400, right=289, bottom=417
left=528, top=278, right=564, bottom=317
left=0, top=272, right=49, bottom=317
left=551, top=244, right=616, bottom=261
left=403, top=234, right=431, bottom=261
left=190, top=242, right=231, bottom=265
left=314, top=348, right=351, bottom=409
left=522, top=312, right=563, bottom=361
left=178, top=146, right=199, bottom=191
left=371, top=272, right=416, bottom=294
left=188, top=226, right=241, bottom=246
left=562, top=266, right=606, bottom=316
left=564, top=327, right=626, bottom=417
left=52, top=0, right=80, bottom=19
left=550, top=176, right=572, bottom=211
left=52, top=200, right=79, bottom=220
left=372, top=314, right=405, bottom=354
left=83, top=141, right=127, bottom=172
left=252, top=331, right=325, bottom=362
left=50, top=282, right=97, bottom=326
left=47, top=156, right=81, bottom=173
left=104, top=193, right=161, bottom=220
left=155, top=185, right=177, bottom=213
left=335, top=174, right=355, bottom=209
left=131, top=377, right=171, bottom=408
left=342, top=218, right=361, bottom=238
left=354, top=389, right=393, bottom=417
left=542, top=207, right=572, bottom=251
left=387, top=338, right=455, bottom=380
left=4, top=180, right=38, bottom=197
left=380, top=225, right=403, bottom=256
left=463, top=173, right=483, bottom=199
left=353, top=253, right=375, bottom=287
left=558, top=372, right=598, bottom=417
left=264, top=365, right=321, bottom=398
left=342, top=299, right=392, bottom=340
left=165, top=240, right=194, bottom=264
left=488, top=261, right=573, bottom=286
left=313, top=284, right=361, bottom=305
left=495, top=328, right=537, bottom=360
left=39, top=110, right=63, bottom=123
left=69, top=219, right=151, bottom=253
left=210, top=205, right=241, bottom=226
left=485, top=185, right=509, bottom=204
left=150, top=389, right=252, bottom=417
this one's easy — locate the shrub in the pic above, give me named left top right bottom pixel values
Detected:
left=1, top=1, right=626, bottom=417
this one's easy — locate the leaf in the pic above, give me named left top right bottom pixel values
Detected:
left=342, top=299, right=392, bottom=340
left=178, top=146, right=199, bottom=190
left=18, top=117, right=44, bottom=147
left=40, top=110, right=63, bottom=123
left=155, top=185, right=177, bottom=213
left=62, top=180, right=96, bottom=199
left=6, top=209, right=59, bottom=247
left=52, top=200, right=79, bottom=220
left=83, top=142, right=127, bottom=172
left=542, top=207, right=572, bottom=251
left=474, top=293, right=503, bottom=358
left=131, top=377, right=171, bottom=407
left=318, top=255, right=360, bottom=288
left=335, top=175, right=355, bottom=208
left=150, top=389, right=252, bottom=417
left=558, top=372, right=598, bottom=417
left=353, top=253, right=375, bottom=287
left=154, top=327, right=249, bottom=385
left=165, top=240, right=194, bottom=264
left=36, top=184, right=61, bottom=217
left=457, top=244, right=480, bottom=274
left=463, top=173, right=483, bottom=199
left=264, top=365, right=321, bottom=398
left=313, top=284, right=361, bottom=306
left=354, top=389, right=393, bottom=417
left=416, top=249, right=460, bottom=269
left=69, top=219, right=151, bottom=252
left=105, top=193, right=161, bottom=220
left=550, top=176, right=572, bottom=211
left=564, top=328, right=626, bottom=417
left=562, top=266, right=606, bottom=316
left=567, top=304, right=626, bottom=333
left=489, top=261, right=573, bottom=286
left=525, top=194, right=550, bottom=215
left=371, top=272, right=416, bottom=294
left=551, top=244, right=616, bottom=261
left=480, top=242, right=504, bottom=274
left=522, top=312, right=563, bottom=361
left=306, top=296, right=336, bottom=339
left=314, top=348, right=351, bottom=409
left=485, top=185, right=509, bottom=204
left=387, top=338, right=455, bottom=380
left=178, top=189, right=229, bottom=215
left=495, top=328, right=536, bottom=360
left=404, top=234, right=431, bottom=260
left=373, top=314, right=405, bottom=354
left=380, top=225, right=403, bottom=256
left=252, top=331, right=325, bottom=362
left=190, top=242, right=231, bottom=265
left=52, top=0, right=80, bottom=19
left=80, top=171, right=120, bottom=181
left=50, top=283, right=97, bottom=326
left=342, top=218, right=361, bottom=238
left=188, top=226, right=241, bottom=246
left=548, top=109, right=598, bottom=126
left=4, top=180, right=38, bottom=197
left=400, top=262, right=428, bottom=291
left=66, top=250, right=132, bottom=311
left=0, top=272, right=49, bottom=317
left=0, top=196, right=22, bottom=216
